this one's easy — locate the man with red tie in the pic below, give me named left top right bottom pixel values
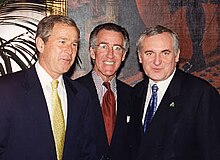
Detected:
left=75, top=23, right=133, bottom=160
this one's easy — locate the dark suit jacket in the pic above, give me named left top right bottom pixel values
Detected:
left=74, top=72, right=133, bottom=160
left=0, top=66, right=96, bottom=160
left=131, top=69, right=220, bottom=160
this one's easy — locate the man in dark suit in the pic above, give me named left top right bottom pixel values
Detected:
left=0, top=15, right=95, bottom=160
left=75, top=23, right=133, bottom=160
left=132, top=25, right=220, bottom=160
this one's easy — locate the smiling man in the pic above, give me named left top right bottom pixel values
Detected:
left=131, top=25, right=220, bottom=160
left=0, top=15, right=95, bottom=160
left=75, top=23, right=133, bottom=160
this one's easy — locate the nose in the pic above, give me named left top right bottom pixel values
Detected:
left=106, top=47, right=114, bottom=58
left=65, top=44, right=73, bottom=54
left=153, top=54, right=162, bottom=65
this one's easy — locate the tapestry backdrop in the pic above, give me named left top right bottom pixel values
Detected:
left=68, top=0, right=220, bottom=93
left=0, top=0, right=219, bottom=93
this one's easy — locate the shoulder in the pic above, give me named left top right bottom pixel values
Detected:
left=176, top=69, right=217, bottom=91
left=0, top=69, right=25, bottom=82
left=134, top=79, right=148, bottom=90
left=74, top=72, right=92, bottom=84
left=65, top=76, right=90, bottom=95
left=0, top=68, right=32, bottom=90
left=117, top=79, right=132, bottom=92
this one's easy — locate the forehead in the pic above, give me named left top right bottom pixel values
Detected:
left=142, top=32, right=173, bottom=50
left=96, top=29, right=124, bottom=44
left=50, top=23, right=79, bottom=38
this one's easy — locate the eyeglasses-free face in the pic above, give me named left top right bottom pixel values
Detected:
left=138, top=32, right=179, bottom=82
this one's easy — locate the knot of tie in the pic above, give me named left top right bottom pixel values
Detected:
left=103, top=82, right=111, bottom=90
left=152, top=84, right=158, bottom=94
left=51, top=80, right=59, bottom=90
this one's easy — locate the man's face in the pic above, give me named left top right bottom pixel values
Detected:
left=90, top=29, right=126, bottom=81
left=138, top=32, right=180, bottom=82
left=36, top=23, right=79, bottom=79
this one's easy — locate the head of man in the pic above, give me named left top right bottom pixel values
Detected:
left=136, top=25, right=180, bottom=83
left=89, top=23, right=129, bottom=82
left=35, top=15, right=80, bottom=79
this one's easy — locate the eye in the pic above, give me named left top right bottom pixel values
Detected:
left=144, top=51, right=153, bottom=56
left=72, top=42, right=78, bottom=47
left=60, top=40, right=65, bottom=44
left=98, top=43, right=108, bottom=49
left=162, top=51, right=170, bottom=56
left=113, top=45, right=123, bottom=52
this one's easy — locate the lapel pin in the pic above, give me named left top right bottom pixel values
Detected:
left=169, top=102, right=175, bottom=107
left=127, top=115, right=130, bottom=123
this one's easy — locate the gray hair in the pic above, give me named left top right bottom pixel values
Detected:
left=136, top=25, right=179, bottom=55
left=89, top=22, right=129, bottom=52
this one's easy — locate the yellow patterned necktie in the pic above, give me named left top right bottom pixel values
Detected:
left=51, top=80, right=65, bottom=160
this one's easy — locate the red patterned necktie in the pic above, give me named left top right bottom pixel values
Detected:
left=102, top=82, right=116, bottom=145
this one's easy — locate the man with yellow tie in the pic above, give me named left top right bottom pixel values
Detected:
left=0, top=15, right=96, bottom=160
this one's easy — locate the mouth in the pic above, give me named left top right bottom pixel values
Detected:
left=104, top=61, right=114, bottom=65
left=152, top=67, right=161, bottom=72
left=61, top=57, right=72, bottom=63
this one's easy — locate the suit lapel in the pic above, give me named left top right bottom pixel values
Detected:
left=134, top=79, right=149, bottom=134
left=138, top=71, right=184, bottom=159
left=111, top=80, right=130, bottom=145
left=24, top=66, right=54, bottom=134
left=63, top=77, right=82, bottom=151
left=80, top=73, right=109, bottom=146
left=24, top=66, right=56, bottom=158
left=140, top=70, right=183, bottom=156
left=152, top=69, right=183, bottom=125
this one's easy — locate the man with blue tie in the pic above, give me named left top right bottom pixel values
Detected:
left=131, top=25, right=220, bottom=160
left=0, top=15, right=95, bottom=160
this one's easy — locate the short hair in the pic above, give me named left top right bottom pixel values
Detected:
left=89, top=22, right=129, bottom=52
left=136, top=25, right=179, bottom=55
left=35, top=15, right=80, bottom=43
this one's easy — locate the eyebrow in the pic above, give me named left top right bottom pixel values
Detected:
left=59, top=37, right=79, bottom=43
left=161, top=49, right=171, bottom=52
left=98, top=42, right=123, bottom=47
left=144, top=49, right=171, bottom=52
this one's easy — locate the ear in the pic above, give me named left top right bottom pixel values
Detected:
left=35, top=37, right=45, bottom=53
left=138, top=52, right=143, bottom=63
left=175, top=49, right=180, bottom=63
left=90, top=47, right=96, bottom=60
left=121, top=52, right=126, bottom=61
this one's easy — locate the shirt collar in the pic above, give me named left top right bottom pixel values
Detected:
left=149, top=68, right=176, bottom=92
left=92, top=70, right=117, bottom=91
left=35, top=61, right=64, bottom=88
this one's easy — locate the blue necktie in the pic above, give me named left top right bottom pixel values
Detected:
left=143, top=84, right=158, bottom=133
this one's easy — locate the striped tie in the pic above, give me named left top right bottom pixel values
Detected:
left=143, top=84, right=158, bottom=133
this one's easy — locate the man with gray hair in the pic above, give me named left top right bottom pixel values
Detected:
left=131, top=25, right=220, bottom=160
left=75, top=22, right=133, bottom=160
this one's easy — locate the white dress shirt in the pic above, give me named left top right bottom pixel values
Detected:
left=35, top=61, right=68, bottom=126
left=142, top=69, right=176, bottom=124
